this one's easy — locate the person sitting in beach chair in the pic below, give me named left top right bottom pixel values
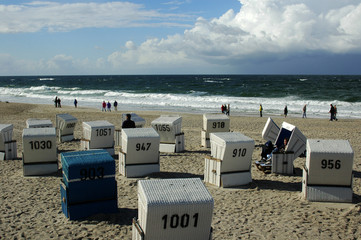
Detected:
left=273, top=137, right=288, bottom=153
left=261, top=140, right=274, bottom=160
left=259, top=138, right=289, bottom=164
left=122, top=114, right=136, bottom=128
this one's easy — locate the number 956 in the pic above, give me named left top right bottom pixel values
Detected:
left=321, top=159, right=341, bottom=169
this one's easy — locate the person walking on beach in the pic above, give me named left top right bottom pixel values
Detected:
left=302, top=104, right=307, bottom=118
left=113, top=100, right=118, bottom=111
left=122, top=114, right=136, bottom=128
left=284, top=105, right=288, bottom=118
left=226, top=104, right=230, bottom=116
left=57, top=98, right=61, bottom=108
left=54, top=96, right=58, bottom=108
left=74, top=99, right=78, bottom=108
left=334, top=105, right=338, bottom=121
left=259, top=104, right=263, bottom=117
left=107, top=101, right=111, bottom=112
left=102, top=101, right=106, bottom=112
left=329, top=104, right=335, bottom=121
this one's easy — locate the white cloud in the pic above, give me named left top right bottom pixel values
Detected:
left=2, top=0, right=361, bottom=74
left=0, top=1, right=192, bottom=33
left=107, top=0, right=361, bottom=72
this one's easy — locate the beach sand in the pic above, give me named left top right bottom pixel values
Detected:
left=0, top=102, right=360, bottom=239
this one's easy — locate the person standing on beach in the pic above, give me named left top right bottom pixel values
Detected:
left=74, top=99, right=78, bottom=108
left=334, top=105, right=338, bottom=121
left=259, top=104, right=263, bottom=117
left=54, top=96, right=58, bottom=108
left=107, top=101, right=111, bottom=112
left=102, top=101, right=106, bottom=111
left=329, top=104, right=335, bottom=121
left=113, top=100, right=118, bottom=111
left=302, top=104, right=307, bottom=118
left=284, top=105, right=288, bottom=118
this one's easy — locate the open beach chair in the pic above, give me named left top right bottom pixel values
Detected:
left=256, top=118, right=307, bottom=174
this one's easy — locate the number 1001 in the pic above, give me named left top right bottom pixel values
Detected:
left=162, top=213, right=199, bottom=229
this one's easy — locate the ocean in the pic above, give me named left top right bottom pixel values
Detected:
left=0, top=75, right=360, bottom=118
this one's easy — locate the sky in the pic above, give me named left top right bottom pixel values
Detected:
left=1, top=0, right=361, bottom=75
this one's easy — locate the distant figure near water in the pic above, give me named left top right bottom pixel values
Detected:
left=107, top=101, right=111, bottom=112
left=302, top=104, right=307, bottom=118
left=113, top=100, right=118, bottom=111
left=329, top=104, right=337, bottom=121
left=221, top=104, right=228, bottom=114
left=57, top=97, right=61, bottom=108
left=284, top=105, right=288, bottom=118
left=102, top=101, right=106, bottom=112
left=54, top=96, right=58, bottom=108
left=259, top=104, right=263, bottom=117
left=74, top=99, right=78, bottom=108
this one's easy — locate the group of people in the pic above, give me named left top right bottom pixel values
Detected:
left=221, top=104, right=230, bottom=115
left=54, top=96, right=61, bottom=108
left=102, top=100, right=118, bottom=112
left=259, top=104, right=337, bottom=120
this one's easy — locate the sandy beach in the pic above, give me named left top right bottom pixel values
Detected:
left=0, top=101, right=360, bottom=239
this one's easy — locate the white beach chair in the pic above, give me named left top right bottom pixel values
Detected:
left=151, top=115, right=184, bottom=153
left=0, top=124, right=17, bottom=160
left=201, top=113, right=230, bottom=148
left=204, top=132, right=254, bottom=187
left=119, top=128, right=160, bottom=178
left=257, top=118, right=307, bottom=174
left=133, top=178, right=213, bottom=240
left=56, top=114, right=77, bottom=142
left=302, top=139, right=354, bottom=202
